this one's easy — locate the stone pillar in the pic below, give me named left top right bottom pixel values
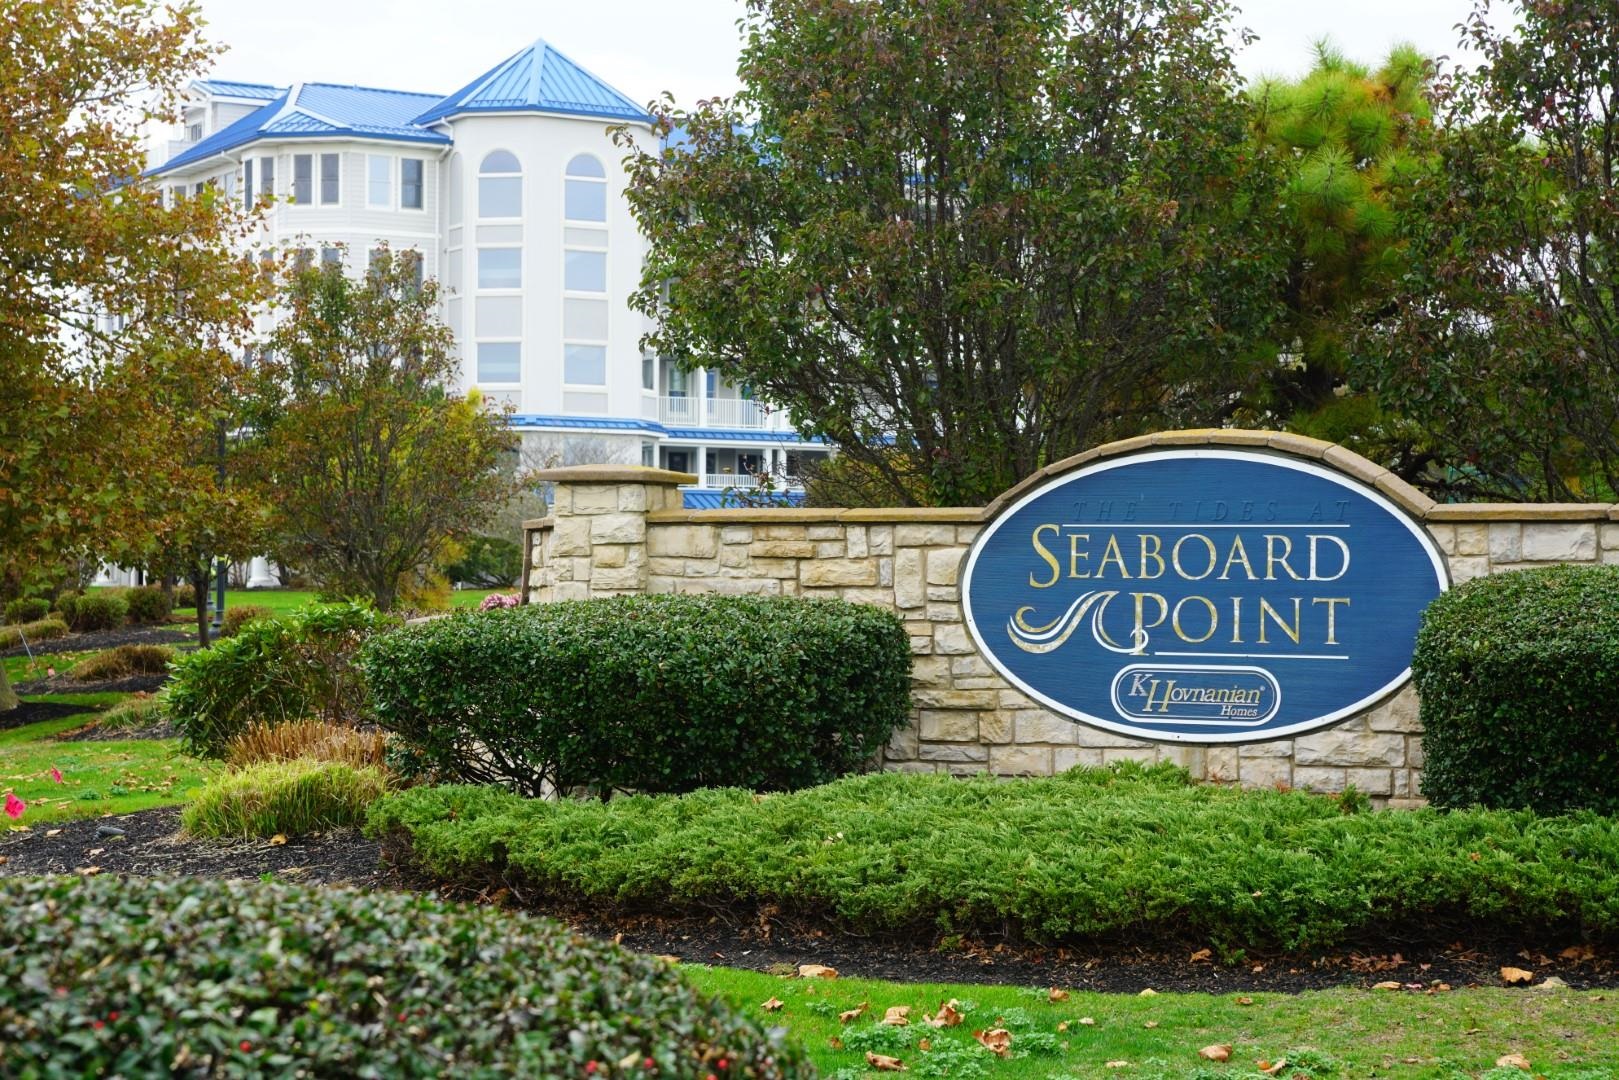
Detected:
left=529, top=465, right=695, bottom=601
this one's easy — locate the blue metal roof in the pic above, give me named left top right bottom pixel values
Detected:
left=506, top=414, right=825, bottom=445
left=414, top=39, right=649, bottom=125
left=152, top=83, right=450, bottom=175
left=193, top=79, right=284, bottom=100
left=683, top=489, right=807, bottom=509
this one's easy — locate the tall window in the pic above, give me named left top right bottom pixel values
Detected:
left=319, top=153, right=340, bottom=204
left=564, top=250, right=606, bottom=293
left=367, top=154, right=392, bottom=208
left=564, top=154, right=606, bottom=221
left=478, top=151, right=521, bottom=218
left=400, top=158, right=424, bottom=210
left=477, top=342, right=520, bottom=383
left=563, top=345, right=606, bottom=386
left=242, top=159, right=254, bottom=208
left=320, top=246, right=341, bottom=268
left=259, top=156, right=275, bottom=198
left=292, top=154, right=313, bottom=204
left=477, top=248, right=521, bottom=289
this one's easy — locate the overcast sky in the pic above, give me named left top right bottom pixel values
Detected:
left=191, top=0, right=1510, bottom=107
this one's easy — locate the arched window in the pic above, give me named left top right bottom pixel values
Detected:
left=479, top=150, right=522, bottom=218
left=564, top=153, right=606, bottom=222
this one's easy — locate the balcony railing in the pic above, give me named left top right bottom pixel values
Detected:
left=657, top=395, right=772, bottom=429
left=698, top=473, right=760, bottom=489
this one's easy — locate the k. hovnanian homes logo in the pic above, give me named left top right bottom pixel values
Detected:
left=960, top=447, right=1449, bottom=744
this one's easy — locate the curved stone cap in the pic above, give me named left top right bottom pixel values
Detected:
left=981, top=428, right=1438, bottom=521
left=531, top=464, right=698, bottom=486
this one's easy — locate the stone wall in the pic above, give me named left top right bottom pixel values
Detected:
left=521, top=433, right=1619, bottom=807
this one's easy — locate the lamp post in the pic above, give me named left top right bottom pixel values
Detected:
left=213, top=418, right=226, bottom=633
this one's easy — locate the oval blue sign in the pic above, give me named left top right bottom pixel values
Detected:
left=961, top=448, right=1449, bottom=744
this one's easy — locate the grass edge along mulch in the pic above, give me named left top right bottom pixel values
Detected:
left=367, top=763, right=1619, bottom=954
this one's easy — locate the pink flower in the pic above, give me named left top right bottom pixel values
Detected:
left=4, top=793, right=25, bottom=820
left=479, top=592, right=521, bottom=611
left=49, top=767, right=63, bottom=784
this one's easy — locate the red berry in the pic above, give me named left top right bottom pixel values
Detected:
left=644, top=1059, right=655, bottom=1070
left=718, top=1061, right=729, bottom=1070
left=239, top=1041, right=252, bottom=1052
left=585, top=1063, right=599, bottom=1075
left=107, top=1012, right=119, bottom=1021
left=397, top=1012, right=408, bottom=1022
left=92, top=1020, right=104, bottom=1030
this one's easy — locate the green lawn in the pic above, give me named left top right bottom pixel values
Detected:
left=686, top=965, right=1619, bottom=1079
left=114, top=587, right=500, bottom=617
left=1, top=697, right=217, bottom=830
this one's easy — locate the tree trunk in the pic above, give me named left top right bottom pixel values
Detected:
left=0, top=661, right=18, bottom=712
left=192, top=565, right=212, bottom=648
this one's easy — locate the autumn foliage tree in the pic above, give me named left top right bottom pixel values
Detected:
left=0, top=0, right=263, bottom=708
left=247, top=248, right=517, bottom=611
left=620, top=0, right=1287, bottom=507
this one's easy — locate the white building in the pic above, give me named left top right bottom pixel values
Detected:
left=145, top=41, right=828, bottom=512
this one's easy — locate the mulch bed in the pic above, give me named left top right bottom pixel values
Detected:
left=0, top=699, right=104, bottom=733
left=16, top=672, right=169, bottom=696
left=57, top=716, right=177, bottom=742
left=5, top=806, right=1617, bottom=992
left=1, top=625, right=190, bottom=659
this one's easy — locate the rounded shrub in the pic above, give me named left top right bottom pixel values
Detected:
left=183, top=759, right=389, bottom=837
left=57, top=591, right=126, bottom=632
left=167, top=601, right=396, bottom=758
left=221, top=602, right=275, bottom=637
left=68, top=643, right=175, bottom=681
left=3, top=597, right=49, bottom=625
left=361, top=594, right=913, bottom=796
left=172, top=581, right=197, bottom=609
left=0, top=875, right=808, bottom=1077
left=123, top=583, right=172, bottom=624
left=1413, top=564, right=1619, bottom=813
left=0, top=616, right=69, bottom=650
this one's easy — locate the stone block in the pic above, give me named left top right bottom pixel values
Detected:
left=956, top=526, right=982, bottom=544
left=683, top=559, right=719, bottom=577
left=1204, top=747, right=1240, bottom=783
left=1368, top=688, right=1422, bottom=733
left=648, top=557, right=686, bottom=575
left=590, top=513, right=646, bottom=545
left=1101, top=747, right=1155, bottom=767
left=617, top=485, right=648, bottom=512
left=1345, top=767, right=1393, bottom=795
left=746, top=558, right=800, bottom=578
left=720, top=526, right=754, bottom=545
left=895, top=524, right=957, bottom=547
left=932, top=623, right=975, bottom=655
left=950, top=655, right=994, bottom=677
left=978, top=710, right=1013, bottom=743
left=918, top=743, right=990, bottom=763
left=551, top=517, right=592, bottom=557
left=926, top=548, right=964, bottom=586
left=1292, top=766, right=1347, bottom=793
left=1488, top=523, right=1522, bottom=563
left=593, top=544, right=628, bottom=569
left=951, top=677, right=1002, bottom=690
left=914, top=688, right=1000, bottom=709
left=927, top=586, right=959, bottom=602
left=846, top=527, right=869, bottom=558
left=1074, top=725, right=1153, bottom=749
left=1385, top=796, right=1427, bottom=810
left=869, top=527, right=894, bottom=555
left=1154, top=746, right=1206, bottom=777
left=752, top=540, right=816, bottom=559
left=756, top=525, right=808, bottom=541
left=893, top=548, right=925, bottom=609
left=990, top=745, right=1053, bottom=776
left=1521, top=522, right=1598, bottom=562
left=570, top=484, right=619, bottom=514
left=799, top=560, right=878, bottom=587
left=925, top=602, right=961, bottom=621
left=1425, top=523, right=1456, bottom=555
left=1292, top=729, right=1405, bottom=767
left=1053, top=747, right=1105, bottom=771
left=673, top=576, right=780, bottom=596
left=590, top=565, right=644, bottom=591
left=1455, top=523, right=1488, bottom=556
left=1238, top=739, right=1293, bottom=758
left=999, top=689, right=1033, bottom=709
left=919, top=710, right=979, bottom=742
left=1406, top=737, right=1425, bottom=769
left=879, top=557, right=894, bottom=587
left=1016, top=712, right=1081, bottom=745
left=808, top=525, right=844, bottom=540
left=649, top=525, right=719, bottom=559
left=840, top=587, right=894, bottom=605
left=1447, top=555, right=1490, bottom=585
left=885, top=724, right=919, bottom=761
left=719, top=545, right=749, bottom=569
left=910, top=656, right=953, bottom=688
left=1238, top=756, right=1291, bottom=790
left=814, top=541, right=846, bottom=557
left=554, top=581, right=590, bottom=601
left=909, top=635, right=933, bottom=655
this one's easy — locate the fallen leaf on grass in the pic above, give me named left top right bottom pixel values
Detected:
left=1236, top=996, right=1254, bottom=1006
left=918, top=1038, right=931, bottom=1051
left=1142, top=1021, right=1158, bottom=1029
left=1078, top=1017, right=1096, bottom=1026
left=1189, top=948, right=1212, bottom=963
left=1500, top=966, right=1535, bottom=986
left=654, top=955, right=682, bottom=965
left=1258, top=1059, right=1288, bottom=1075
left=1048, top=987, right=1069, bottom=1002
left=865, top=1051, right=905, bottom=1071
left=761, top=998, right=784, bottom=1012
left=929, top=1000, right=963, bottom=1028
left=1372, top=980, right=1403, bottom=991
left=1057, top=1021, right=1070, bottom=1033
left=798, top=964, right=838, bottom=979
left=839, top=1002, right=869, bottom=1024
left=1137, top=988, right=1157, bottom=997
left=268, top=834, right=288, bottom=847
left=973, top=1028, right=1012, bottom=1057
left=44, top=829, right=61, bottom=837
left=1105, top=1061, right=1130, bottom=1069
left=0, top=855, right=7, bottom=865
left=1560, top=944, right=1595, bottom=962
left=881, top=1006, right=910, bottom=1026
left=77, top=866, right=101, bottom=876
left=1495, top=1053, right=1532, bottom=1070
left=1198, top=1045, right=1232, bottom=1062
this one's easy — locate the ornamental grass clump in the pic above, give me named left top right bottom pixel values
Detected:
left=1414, top=564, right=1619, bottom=813
left=182, top=759, right=389, bottom=838
left=368, top=762, right=1619, bottom=952
left=0, top=616, right=67, bottom=650
left=0, top=875, right=808, bottom=1077
left=69, top=643, right=175, bottom=681
left=360, top=594, right=912, bottom=795
left=225, top=718, right=387, bottom=770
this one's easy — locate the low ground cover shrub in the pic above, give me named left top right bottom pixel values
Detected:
left=167, top=602, right=395, bottom=758
left=225, top=718, right=387, bottom=769
left=3, top=597, right=49, bottom=625
left=1415, top=564, right=1619, bottom=813
left=0, top=617, right=68, bottom=650
left=0, top=875, right=807, bottom=1077
left=183, top=759, right=389, bottom=837
left=369, top=763, right=1619, bottom=951
left=221, top=603, right=275, bottom=637
left=362, top=595, right=911, bottom=795
left=68, top=643, right=175, bottom=681
left=56, top=591, right=126, bottom=631
left=123, top=584, right=172, bottom=624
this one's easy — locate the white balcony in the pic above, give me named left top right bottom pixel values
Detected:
left=698, top=472, right=760, bottom=489
left=657, top=395, right=772, bottom=429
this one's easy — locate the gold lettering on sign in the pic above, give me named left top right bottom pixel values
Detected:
left=1029, top=524, right=1061, bottom=588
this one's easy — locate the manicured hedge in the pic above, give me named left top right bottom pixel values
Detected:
left=57, top=591, right=125, bottom=631
left=3, top=597, right=49, bottom=625
left=1414, top=564, right=1619, bottom=813
left=361, top=595, right=912, bottom=795
left=368, top=763, right=1619, bottom=951
left=123, top=584, right=172, bottom=624
left=0, top=617, right=67, bottom=650
left=167, top=602, right=394, bottom=758
left=0, top=875, right=808, bottom=1077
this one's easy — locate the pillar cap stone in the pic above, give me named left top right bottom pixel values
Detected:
left=532, top=464, right=697, bottom=485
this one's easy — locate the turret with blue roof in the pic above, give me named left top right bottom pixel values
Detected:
left=412, top=39, right=649, bottom=126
